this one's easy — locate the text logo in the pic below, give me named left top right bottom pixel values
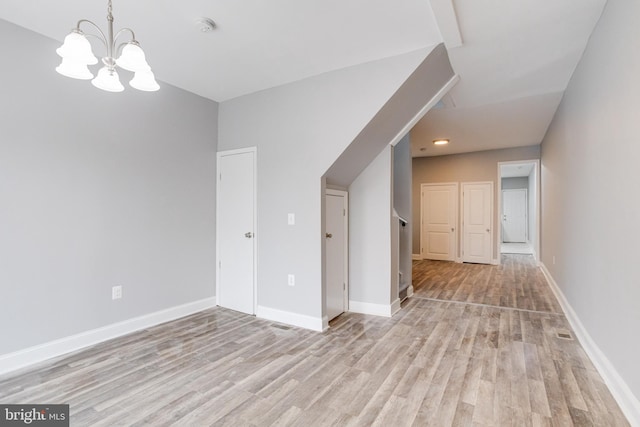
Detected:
left=0, top=405, right=69, bottom=426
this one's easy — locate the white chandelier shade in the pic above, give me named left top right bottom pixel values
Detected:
left=130, top=70, right=161, bottom=92
left=116, top=43, right=150, bottom=72
left=55, top=57, right=94, bottom=80
left=55, top=0, right=159, bottom=93
left=56, top=32, right=98, bottom=65
left=91, top=67, right=125, bottom=92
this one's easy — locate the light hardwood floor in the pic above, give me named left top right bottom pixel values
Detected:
left=0, top=255, right=629, bottom=426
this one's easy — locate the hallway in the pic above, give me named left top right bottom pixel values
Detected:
left=410, top=255, right=628, bottom=425
left=413, top=255, right=561, bottom=313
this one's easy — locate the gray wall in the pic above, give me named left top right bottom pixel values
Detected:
left=324, top=44, right=454, bottom=188
left=0, top=20, right=219, bottom=354
left=349, top=146, right=392, bottom=305
left=412, top=145, right=540, bottom=259
left=393, top=135, right=412, bottom=292
left=218, top=47, right=444, bottom=322
left=540, top=0, right=640, bottom=406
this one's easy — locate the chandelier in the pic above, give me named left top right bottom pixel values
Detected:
left=55, top=0, right=159, bottom=92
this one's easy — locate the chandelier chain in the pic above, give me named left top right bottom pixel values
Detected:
left=108, top=0, right=113, bottom=18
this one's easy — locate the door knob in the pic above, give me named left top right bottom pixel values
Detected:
left=451, top=228, right=455, bottom=232
left=326, top=233, right=333, bottom=238
left=486, top=229, right=490, bottom=233
left=245, top=232, right=253, bottom=238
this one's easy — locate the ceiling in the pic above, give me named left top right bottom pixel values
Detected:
left=501, top=163, right=535, bottom=179
left=412, top=0, right=607, bottom=157
left=0, top=0, right=607, bottom=158
left=0, top=0, right=443, bottom=102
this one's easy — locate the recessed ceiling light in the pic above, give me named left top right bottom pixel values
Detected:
left=433, top=139, right=449, bottom=145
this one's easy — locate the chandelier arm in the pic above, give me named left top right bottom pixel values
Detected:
left=114, top=28, right=137, bottom=44
left=84, top=33, right=108, bottom=49
left=75, top=19, right=108, bottom=47
left=115, top=42, right=129, bottom=58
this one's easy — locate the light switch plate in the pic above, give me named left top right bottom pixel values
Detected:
left=288, top=213, right=295, bottom=225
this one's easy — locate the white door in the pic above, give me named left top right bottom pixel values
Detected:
left=325, top=190, right=348, bottom=321
left=502, top=189, right=527, bottom=243
left=421, top=183, right=457, bottom=261
left=462, top=182, right=493, bottom=264
left=217, top=148, right=256, bottom=315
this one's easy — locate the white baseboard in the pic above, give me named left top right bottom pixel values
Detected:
left=540, top=263, right=640, bottom=426
left=349, top=300, right=397, bottom=317
left=406, top=285, right=414, bottom=298
left=256, top=305, right=324, bottom=332
left=0, top=297, right=216, bottom=377
left=412, top=254, right=422, bottom=260
left=390, top=298, right=401, bottom=316
left=491, top=258, right=499, bottom=265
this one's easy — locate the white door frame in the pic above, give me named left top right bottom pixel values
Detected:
left=325, top=189, right=349, bottom=317
left=461, top=181, right=494, bottom=264
left=420, top=182, right=459, bottom=261
left=497, top=159, right=540, bottom=265
left=216, top=147, right=258, bottom=313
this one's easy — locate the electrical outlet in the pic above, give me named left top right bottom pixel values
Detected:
left=288, top=213, right=295, bottom=225
left=288, top=274, right=295, bottom=287
left=112, top=285, right=122, bottom=300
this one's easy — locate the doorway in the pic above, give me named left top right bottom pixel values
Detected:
left=325, top=189, right=348, bottom=321
left=216, top=147, right=257, bottom=315
left=498, top=160, right=539, bottom=260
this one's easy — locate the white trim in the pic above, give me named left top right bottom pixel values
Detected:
left=349, top=300, right=397, bottom=317
left=412, top=254, right=422, bottom=260
left=491, top=258, right=499, bottom=265
left=406, top=286, right=414, bottom=298
left=216, top=147, right=258, bottom=315
left=325, top=189, right=349, bottom=316
left=389, top=74, right=460, bottom=147
left=0, top=298, right=216, bottom=376
left=540, top=264, right=640, bottom=426
left=256, top=305, right=324, bottom=332
left=322, top=316, right=329, bottom=332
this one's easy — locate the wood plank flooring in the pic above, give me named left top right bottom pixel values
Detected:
left=413, top=255, right=563, bottom=314
left=0, top=255, right=629, bottom=426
